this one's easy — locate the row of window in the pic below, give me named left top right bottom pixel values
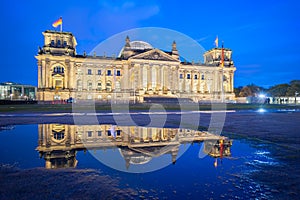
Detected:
left=54, top=67, right=206, bottom=81
left=87, top=69, right=121, bottom=76
left=179, top=73, right=205, bottom=80
left=86, top=130, right=122, bottom=137
left=77, top=80, right=121, bottom=91
left=50, top=40, right=68, bottom=47
left=53, top=66, right=64, bottom=73
left=52, top=67, right=122, bottom=77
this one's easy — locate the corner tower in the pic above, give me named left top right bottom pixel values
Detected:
left=203, top=47, right=234, bottom=67
left=39, top=30, right=77, bottom=56
left=35, top=30, right=78, bottom=101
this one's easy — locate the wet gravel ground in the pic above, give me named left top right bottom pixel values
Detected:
left=0, top=166, right=137, bottom=200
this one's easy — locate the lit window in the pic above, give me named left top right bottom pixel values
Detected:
left=97, top=131, right=102, bottom=136
left=187, top=74, right=191, bottom=79
left=53, top=66, right=64, bottom=74
left=179, top=74, right=183, bottom=79
left=194, top=74, right=198, bottom=80
left=87, top=81, right=92, bottom=91
left=107, top=70, right=111, bottom=76
left=97, top=82, right=102, bottom=91
left=88, top=69, right=92, bottom=75
left=88, top=131, right=92, bottom=137
left=115, top=81, right=121, bottom=92
left=53, top=131, right=64, bottom=140
left=116, top=130, right=121, bottom=136
left=107, top=130, right=111, bottom=136
left=116, top=70, right=121, bottom=76
left=77, top=80, right=82, bottom=91
left=106, top=82, right=112, bottom=92
left=98, top=70, right=101, bottom=75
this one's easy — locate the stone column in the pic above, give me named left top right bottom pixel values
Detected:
left=186, top=70, right=191, bottom=93
left=69, top=62, right=75, bottom=89
left=170, top=67, right=174, bottom=93
left=42, top=60, right=46, bottom=88
left=152, top=66, right=157, bottom=91
left=166, top=66, right=172, bottom=91
left=38, top=61, right=42, bottom=88
left=123, top=64, right=129, bottom=90
left=157, top=66, right=161, bottom=90
left=160, top=67, right=164, bottom=91
left=197, top=71, right=200, bottom=93
left=182, top=70, right=186, bottom=93
left=64, top=63, right=69, bottom=89
left=138, top=64, right=143, bottom=90
left=191, top=71, right=194, bottom=93
left=45, top=61, right=50, bottom=88
left=147, top=66, right=152, bottom=91
left=231, top=72, right=234, bottom=92
left=164, top=67, right=169, bottom=92
left=212, top=70, right=217, bottom=93
left=175, top=67, right=179, bottom=92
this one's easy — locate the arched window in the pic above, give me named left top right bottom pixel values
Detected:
left=87, top=81, right=93, bottom=91
left=53, top=66, right=64, bottom=74
left=77, top=80, right=82, bottom=91
left=53, top=130, right=64, bottom=140
left=106, top=82, right=112, bottom=92
left=201, top=74, right=205, bottom=80
left=97, top=82, right=102, bottom=91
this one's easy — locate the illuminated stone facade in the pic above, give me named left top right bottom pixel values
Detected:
left=36, top=30, right=236, bottom=102
left=37, top=124, right=232, bottom=169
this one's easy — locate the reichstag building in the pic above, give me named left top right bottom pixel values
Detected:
left=36, top=30, right=236, bottom=102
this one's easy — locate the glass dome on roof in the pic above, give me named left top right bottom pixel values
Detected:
left=118, top=40, right=154, bottom=57
left=129, top=41, right=153, bottom=50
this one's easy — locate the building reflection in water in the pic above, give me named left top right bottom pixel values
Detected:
left=37, top=124, right=232, bottom=169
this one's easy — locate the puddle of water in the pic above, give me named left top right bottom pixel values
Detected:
left=0, top=124, right=296, bottom=199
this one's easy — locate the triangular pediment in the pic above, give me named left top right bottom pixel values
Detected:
left=129, top=49, right=179, bottom=62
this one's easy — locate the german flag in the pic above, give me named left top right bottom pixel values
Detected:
left=52, top=17, right=62, bottom=28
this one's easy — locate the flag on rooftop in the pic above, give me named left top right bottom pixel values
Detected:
left=52, top=17, right=62, bottom=28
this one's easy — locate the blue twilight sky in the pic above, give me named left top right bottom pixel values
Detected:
left=0, top=0, right=299, bottom=88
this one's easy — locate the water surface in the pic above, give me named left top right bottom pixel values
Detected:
left=1, top=123, right=296, bottom=199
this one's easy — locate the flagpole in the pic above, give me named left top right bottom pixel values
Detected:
left=221, top=41, right=224, bottom=103
left=60, top=17, right=62, bottom=32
